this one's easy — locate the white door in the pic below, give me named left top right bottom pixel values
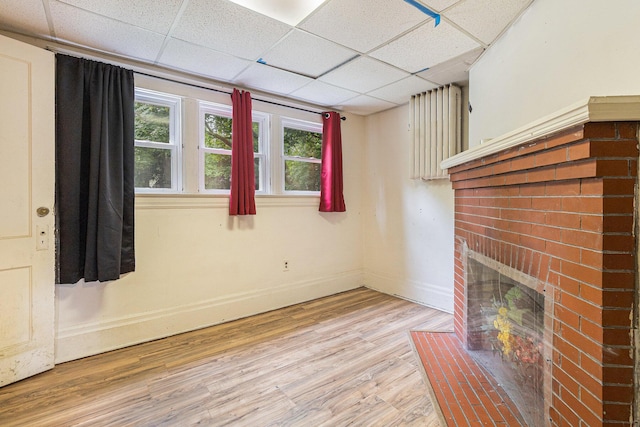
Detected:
left=0, top=34, right=55, bottom=387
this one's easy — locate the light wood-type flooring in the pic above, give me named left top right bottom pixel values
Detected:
left=0, top=287, right=453, bottom=426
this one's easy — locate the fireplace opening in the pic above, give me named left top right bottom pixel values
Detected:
left=465, top=254, right=546, bottom=427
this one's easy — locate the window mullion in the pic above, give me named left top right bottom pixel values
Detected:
left=179, top=98, right=195, bottom=193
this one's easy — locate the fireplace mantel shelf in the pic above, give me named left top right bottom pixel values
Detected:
left=441, top=95, right=640, bottom=170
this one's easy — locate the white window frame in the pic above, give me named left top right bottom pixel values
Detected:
left=253, top=112, right=269, bottom=195
left=134, top=88, right=182, bottom=193
left=281, top=117, right=323, bottom=195
left=198, top=101, right=269, bottom=194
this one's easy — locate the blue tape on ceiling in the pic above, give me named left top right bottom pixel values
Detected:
left=404, top=0, right=441, bottom=26
left=257, top=58, right=267, bottom=64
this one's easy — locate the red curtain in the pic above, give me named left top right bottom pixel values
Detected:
left=229, top=89, right=256, bottom=215
left=319, top=112, right=346, bottom=212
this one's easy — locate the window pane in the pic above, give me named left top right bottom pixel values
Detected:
left=284, top=127, right=322, bottom=158
left=204, top=152, right=231, bottom=190
left=254, top=157, right=260, bottom=191
left=252, top=122, right=260, bottom=152
left=135, top=102, right=170, bottom=143
left=285, top=160, right=321, bottom=191
left=135, top=147, right=172, bottom=188
left=203, top=113, right=261, bottom=152
left=204, top=114, right=233, bottom=149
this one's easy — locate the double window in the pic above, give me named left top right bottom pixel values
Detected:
left=134, top=87, right=323, bottom=196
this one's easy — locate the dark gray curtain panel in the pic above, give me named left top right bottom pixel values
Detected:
left=55, top=54, right=135, bottom=284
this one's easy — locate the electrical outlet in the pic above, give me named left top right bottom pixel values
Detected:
left=283, top=260, right=289, bottom=271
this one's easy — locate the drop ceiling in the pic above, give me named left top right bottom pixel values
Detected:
left=0, top=0, right=533, bottom=115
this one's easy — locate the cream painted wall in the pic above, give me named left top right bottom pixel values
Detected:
left=469, top=0, right=640, bottom=147
left=362, top=105, right=455, bottom=313
left=55, top=75, right=366, bottom=363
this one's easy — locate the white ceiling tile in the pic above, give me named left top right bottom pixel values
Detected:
left=290, top=81, right=359, bottom=107
left=49, top=2, right=166, bottom=62
left=333, top=95, right=397, bottom=116
left=319, top=56, right=409, bottom=94
left=369, top=20, right=480, bottom=73
left=443, top=0, right=533, bottom=45
left=260, top=29, right=357, bottom=78
left=57, top=0, right=182, bottom=34
left=234, top=63, right=312, bottom=96
left=368, top=76, right=439, bottom=105
left=0, top=0, right=50, bottom=37
left=300, top=0, right=429, bottom=53
left=421, top=0, right=462, bottom=12
left=158, top=39, right=251, bottom=82
left=0, top=0, right=526, bottom=116
left=417, top=47, right=483, bottom=85
left=172, top=0, right=291, bottom=60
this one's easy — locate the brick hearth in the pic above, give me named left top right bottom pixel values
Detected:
left=446, top=119, right=638, bottom=426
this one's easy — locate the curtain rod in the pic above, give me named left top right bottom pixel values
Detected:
left=47, top=46, right=346, bottom=121
left=134, top=70, right=346, bottom=121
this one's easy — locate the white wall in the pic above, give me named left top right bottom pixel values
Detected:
left=54, top=76, right=366, bottom=363
left=469, top=0, right=640, bottom=146
left=362, top=105, right=455, bottom=313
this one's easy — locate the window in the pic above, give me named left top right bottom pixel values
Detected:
left=282, top=118, right=322, bottom=194
left=134, top=80, right=324, bottom=197
left=199, top=102, right=268, bottom=194
left=134, top=89, right=181, bottom=192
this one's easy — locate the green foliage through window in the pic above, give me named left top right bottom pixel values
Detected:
left=283, top=126, right=322, bottom=192
left=284, top=128, right=321, bottom=158
left=134, top=99, right=176, bottom=190
left=285, top=160, right=321, bottom=191
left=135, top=147, right=171, bottom=188
left=135, top=102, right=170, bottom=143
left=202, top=110, right=262, bottom=191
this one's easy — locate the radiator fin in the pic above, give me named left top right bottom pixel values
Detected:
left=410, top=84, right=462, bottom=180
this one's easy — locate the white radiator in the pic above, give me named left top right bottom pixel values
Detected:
left=410, top=84, right=462, bottom=180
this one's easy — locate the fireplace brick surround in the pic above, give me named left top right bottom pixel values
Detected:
left=443, top=99, right=639, bottom=426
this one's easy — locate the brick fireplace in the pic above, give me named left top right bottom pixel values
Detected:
left=442, top=97, right=639, bottom=426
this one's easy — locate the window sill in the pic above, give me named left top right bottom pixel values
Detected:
left=135, top=193, right=320, bottom=210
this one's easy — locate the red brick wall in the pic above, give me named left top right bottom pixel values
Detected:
left=448, top=122, right=638, bottom=426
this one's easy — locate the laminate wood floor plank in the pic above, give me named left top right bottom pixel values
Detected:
left=0, top=287, right=453, bottom=426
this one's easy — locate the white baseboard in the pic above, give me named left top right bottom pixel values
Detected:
left=363, top=271, right=454, bottom=314
left=55, top=270, right=363, bottom=363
